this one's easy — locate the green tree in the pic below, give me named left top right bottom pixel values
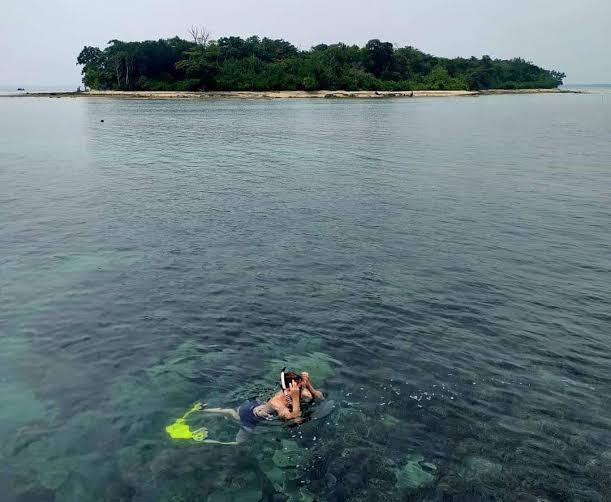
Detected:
left=76, top=46, right=105, bottom=88
left=365, top=39, right=394, bottom=77
left=76, top=34, right=565, bottom=92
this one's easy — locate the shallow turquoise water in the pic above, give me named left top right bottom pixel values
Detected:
left=1, top=93, right=610, bottom=501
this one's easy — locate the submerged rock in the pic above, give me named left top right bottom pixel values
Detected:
left=395, top=454, right=436, bottom=489
left=109, top=339, right=240, bottom=419
left=314, top=446, right=396, bottom=500
left=458, top=455, right=502, bottom=481
left=261, top=464, right=286, bottom=491
left=325, top=472, right=337, bottom=488
left=54, top=474, right=89, bottom=501
left=11, top=450, right=103, bottom=496
left=145, top=340, right=213, bottom=390
left=207, top=487, right=262, bottom=501
left=272, top=440, right=303, bottom=469
left=287, top=488, right=316, bottom=502
left=381, top=414, right=400, bottom=427
left=5, top=407, right=111, bottom=498
left=267, top=493, right=290, bottom=502
left=0, top=380, right=50, bottom=432
left=117, top=440, right=161, bottom=486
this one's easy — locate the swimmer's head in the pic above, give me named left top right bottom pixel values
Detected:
left=280, top=368, right=303, bottom=390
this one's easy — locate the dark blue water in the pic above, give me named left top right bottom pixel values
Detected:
left=1, top=93, right=610, bottom=502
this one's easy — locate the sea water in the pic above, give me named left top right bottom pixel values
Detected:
left=1, top=91, right=610, bottom=501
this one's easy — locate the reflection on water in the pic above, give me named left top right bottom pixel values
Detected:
left=1, top=93, right=610, bottom=501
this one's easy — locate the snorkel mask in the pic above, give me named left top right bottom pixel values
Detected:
left=280, top=368, right=302, bottom=391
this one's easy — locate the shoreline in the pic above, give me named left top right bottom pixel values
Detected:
left=2, top=88, right=579, bottom=100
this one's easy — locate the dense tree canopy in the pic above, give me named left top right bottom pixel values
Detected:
left=77, top=35, right=565, bottom=92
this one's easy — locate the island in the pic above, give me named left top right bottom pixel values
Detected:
left=75, top=35, right=565, bottom=94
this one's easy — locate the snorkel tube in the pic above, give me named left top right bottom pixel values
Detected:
left=280, top=367, right=287, bottom=390
left=280, top=367, right=293, bottom=410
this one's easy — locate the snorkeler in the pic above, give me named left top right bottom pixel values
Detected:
left=196, top=369, right=324, bottom=442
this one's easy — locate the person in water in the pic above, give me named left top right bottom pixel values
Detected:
left=197, top=369, right=324, bottom=442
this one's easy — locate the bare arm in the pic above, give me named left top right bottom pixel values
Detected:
left=274, top=401, right=301, bottom=421
left=302, top=372, right=325, bottom=400
left=271, top=382, right=302, bottom=420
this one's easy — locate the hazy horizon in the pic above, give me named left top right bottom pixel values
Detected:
left=1, top=0, right=610, bottom=87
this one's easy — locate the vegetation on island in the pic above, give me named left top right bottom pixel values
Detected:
left=77, top=30, right=565, bottom=92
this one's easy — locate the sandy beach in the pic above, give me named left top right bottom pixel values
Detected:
left=2, top=88, right=575, bottom=99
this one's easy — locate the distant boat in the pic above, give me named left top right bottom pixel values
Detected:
left=17, top=88, right=25, bottom=91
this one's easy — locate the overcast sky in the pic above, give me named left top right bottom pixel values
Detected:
left=1, top=0, right=609, bottom=86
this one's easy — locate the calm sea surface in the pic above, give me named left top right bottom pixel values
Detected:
left=1, top=92, right=610, bottom=502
